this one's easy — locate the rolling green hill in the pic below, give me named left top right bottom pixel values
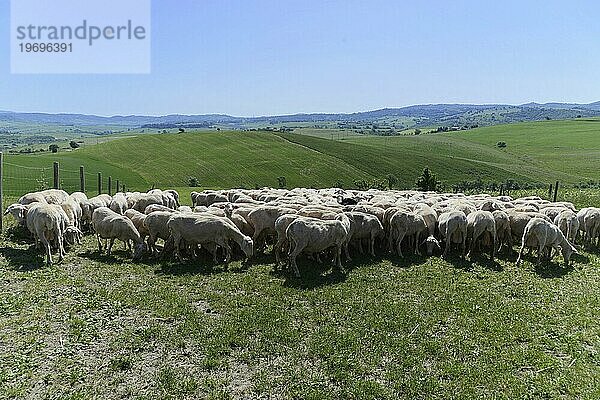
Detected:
left=3, top=119, right=600, bottom=196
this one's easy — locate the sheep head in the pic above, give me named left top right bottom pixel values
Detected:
left=4, top=204, right=28, bottom=223
left=241, top=236, right=254, bottom=258
left=561, top=243, right=579, bottom=266
left=423, top=235, right=441, bottom=256
left=133, top=242, right=145, bottom=260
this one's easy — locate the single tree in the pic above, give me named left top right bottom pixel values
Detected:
left=415, top=167, right=439, bottom=192
left=386, top=174, right=398, bottom=189
left=69, top=140, right=80, bottom=149
left=49, top=144, right=59, bottom=153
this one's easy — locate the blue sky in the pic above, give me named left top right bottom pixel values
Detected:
left=1, top=0, right=600, bottom=116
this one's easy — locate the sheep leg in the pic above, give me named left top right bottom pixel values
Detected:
left=96, top=233, right=104, bottom=253
left=491, top=231, right=496, bottom=261
left=396, top=231, right=406, bottom=258
left=221, top=241, right=232, bottom=264
left=516, top=241, right=526, bottom=265
left=414, top=232, right=421, bottom=256
left=387, top=229, right=395, bottom=253
left=38, top=229, right=53, bottom=266
left=468, top=231, right=479, bottom=258
left=537, top=243, right=544, bottom=265
left=370, top=233, right=376, bottom=257
left=335, top=245, right=343, bottom=270
left=358, top=239, right=364, bottom=255
left=344, top=239, right=352, bottom=262
left=287, top=238, right=302, bottom=278
left=57, top=232, right=65, bottom=262
left=107, top=238, right=115, bottom=256
left=443, top=227, right=451, bottom=258
left=172, top=234, right=183, bottom=261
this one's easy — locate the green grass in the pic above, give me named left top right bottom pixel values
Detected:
left=5, top=118, right=600, bottom=196
left=1, top=214, right=599, bottom=398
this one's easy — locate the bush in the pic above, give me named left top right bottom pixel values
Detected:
left=187, top=176, right=199, bottom=187
left=496, top=141, right=507, bottom=148
left=277, top=176, right=287, bottom=189
left=353, top=178, right=387, bottom=190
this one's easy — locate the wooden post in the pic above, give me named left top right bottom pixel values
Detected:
left=108, top=176, right=112, bottom=196
left=97, top=172, right=102, bottom=195
left=499, top=184, right=503, bottom=196
left=548, top=183, right=553, bottom=200
left=122, top=184, right=126, bottom=193
left=53, top=162, right=59, bottom=189
left=553, top=181, right=559, bottom=202
left=80, top=166, right=85, bottom=193
left=0, top=152, right=3, bottom=232
left=116, top=179, right=120, bottom=193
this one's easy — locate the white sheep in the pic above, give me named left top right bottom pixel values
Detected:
left=167, top=213, right=253, bottom=262
left=26, top=203, right=69, bottom=265
left=492, top=210, right=512, bottom=253
left=124, top=209, right=149, bottom=243
left=554, top=210, right=579, bottom=244
left=517, top=217, right=578, bottom=266
left=389, top=211, right=427, bottom=257
left=438, top=211, right=468, bottom=258
left=109, top=193, right=128, bottom=215
left=466, top=210, right=496, bottom=260
left=345, top=211, right=384, bottom=257
left=273, top=214, right=301, bottom=264
left=92, top=207, right=145, bottom=259
left=144, top=211, right=178, bottom=256
left=286, top=214, right=351, bottom=277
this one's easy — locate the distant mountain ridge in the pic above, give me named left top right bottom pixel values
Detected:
left=2, top=101, right=600, bottom=128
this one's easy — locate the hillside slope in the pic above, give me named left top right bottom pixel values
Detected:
left=4, top=119, right=599, bottom=194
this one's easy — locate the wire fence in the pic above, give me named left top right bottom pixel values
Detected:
left=1, top=153, right=135, bottom=211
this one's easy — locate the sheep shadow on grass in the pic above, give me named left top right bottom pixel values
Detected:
left=154, top=254, right=253, bottom=276
left=0, top=245, right=46, bottom=271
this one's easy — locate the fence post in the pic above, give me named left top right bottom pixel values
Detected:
left=53, top=162, right=59, bottom=189
left=553, top=181, right=559, bottom=202
left=80, top=166, right=85, bottom=193
left=122, top=184, right=126, bottom=192
left=499, top=184, right=503, bottom=196
left=108, top=176, right=112, bottom=196
left=116, top=179, right=120, bottom=193
left=0, top=152, right=3, bottom=232
left=97, top=172, right=102, bottom=195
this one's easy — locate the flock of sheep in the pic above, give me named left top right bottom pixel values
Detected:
left=4, top=187, right=595, bottom=276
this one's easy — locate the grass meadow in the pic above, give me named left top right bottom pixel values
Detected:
left=1, top=119, right=600, bottom=398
